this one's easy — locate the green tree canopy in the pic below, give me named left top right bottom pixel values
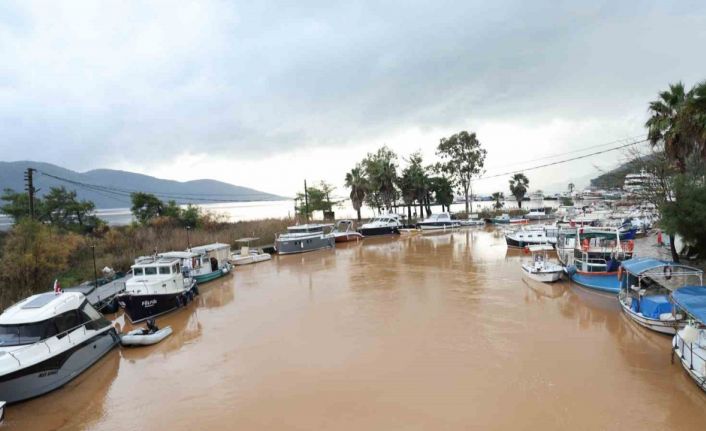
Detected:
left=491, top=192, right=504, bottom=210
left=362, top=146, right=398, bottom=212
left=345, top=165, right=368, bottom=221
left=436, top=131, right=486, bottom=213
left=130, top=192, right=165, bottom=224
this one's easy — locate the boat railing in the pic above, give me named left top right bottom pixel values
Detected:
left=0, top=318, right=104, bottom=368
left=674, top=331, right=706, bottom=376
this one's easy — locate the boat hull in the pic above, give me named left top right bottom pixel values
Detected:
left=673, top=331, right=706, bottom=392
left=569, top=272, right=620, bottom=293
left=334, top=233, right=364, bottom=243
left=358, top=226, right=400, bottom=236
left=117, top=281, right=198, bottom=323
left=505, top=236, right=556, bottom=249
left=521, top=267, right=562, bottom=283
left=0, top=328, right=119, bottom=404
left=193, top=265, right=231, bottom=283
left=276, top=236, right=335, bottom=254
left=230, top=253, right=272, bottom=265
left=417, top=223, right=460, bottom=231
left=619, top=298, right=680, bottom=335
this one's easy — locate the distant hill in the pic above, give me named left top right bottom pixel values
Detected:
left=0, top=161, right=285, bottom=209
left=590, top=156, right=652, bottom=189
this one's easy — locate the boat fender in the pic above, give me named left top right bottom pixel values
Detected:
left=663, top=265, right=673, bottom=280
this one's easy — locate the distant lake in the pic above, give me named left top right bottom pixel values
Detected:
left=0, top=198, right=561, bottom=231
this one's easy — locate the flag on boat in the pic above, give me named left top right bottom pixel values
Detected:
left=53, top=279, right=62, bottom=294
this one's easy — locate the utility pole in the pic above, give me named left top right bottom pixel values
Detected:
left=24, top=168, right=36, bottom=219
left=304, top=179, right=310, bottom=223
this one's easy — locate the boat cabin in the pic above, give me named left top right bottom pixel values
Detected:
left=188, top=243, right=231, bottom=272
left=0, top=292, right=108, bottom=348
left=132, top=255, right=183, bottom=279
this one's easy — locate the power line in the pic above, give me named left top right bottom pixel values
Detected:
left=476, top=138, right=649, bottom=181
left=483, top=134, right=647, bottom=171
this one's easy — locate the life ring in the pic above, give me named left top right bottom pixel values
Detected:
left=617, top=266, right=623, bottom=280
left=664, top=265, right=673, bottom=280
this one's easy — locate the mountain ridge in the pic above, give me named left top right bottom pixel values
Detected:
left=0, top=161, right=285, bottom=209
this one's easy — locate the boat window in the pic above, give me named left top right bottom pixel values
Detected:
left=144, top=267, right=157, bottom=276
left=159, top=266, right=171, bottom=275
left=54, top=310, right=80, bottom=336
left=80, top=303, right=108, bottom=330
left=134, top=267, right=144, bottom=276
left=0, top=320, right=57, bottom=346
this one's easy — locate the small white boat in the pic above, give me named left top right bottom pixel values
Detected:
left=460, top=219, right=485, bottom=227
left=417, top=212, right=460, bottom=231
left=521, top=245, right=563, bottom=283
left=671, top=286, right=706, bottom=392
left=229, top=238, right=272, bottom=265
left=332, top=220, right=365, bottom=242
left=120, top=320, right=173, bottom=346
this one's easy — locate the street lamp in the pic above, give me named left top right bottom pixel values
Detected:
left=186, top=226, right=191, bottom=250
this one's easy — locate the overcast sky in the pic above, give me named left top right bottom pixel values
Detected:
left=1, top=1, right=705, bottom=197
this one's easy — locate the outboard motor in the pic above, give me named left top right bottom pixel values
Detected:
left=145, top=319, right=159, bottom=334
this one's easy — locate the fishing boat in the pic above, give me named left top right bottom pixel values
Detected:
left=275, top=223, right=336, bottom=254
left=489, top=214, right=527, bottom=224
left=618, top=258, right=703, bottom=334
left=505, top=225, right=566, bottom=248
left=671, top=286, right=706, bottom=392
left=117, top=254, right=199, bottom=323
left=358, top=214, right=403, bottom=236
left=559, top=227, right=634, bottom=293
left=185, top=243, right=233, bottom=283
left=332, top=220, right=364, bottom=242
left=0, top=292, right=119, bottom=403
left=229, top=238, right=272, bottom=265
left=459, top=219, right=485, bottom=227
left=417, top=212, right=460, bottom=231
left=521, top=245, right=563, bottom=283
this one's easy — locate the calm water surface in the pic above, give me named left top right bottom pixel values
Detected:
left=5, top=228, right=706, bottom=430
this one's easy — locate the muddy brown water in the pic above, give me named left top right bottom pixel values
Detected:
left=5, top=228, right=706, bottom=430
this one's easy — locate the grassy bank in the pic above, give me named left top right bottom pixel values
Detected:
left=0, top=217, right=291, bottom=310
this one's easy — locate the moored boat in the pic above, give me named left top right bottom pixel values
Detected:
left=521, top=245, right=563, bottom=283
left=671, top=286, right=706, bottom=392
left=618, top=258, right=703, bottom=334
left=229, top=238, right=272, bottom=265
left=117, top=254, right=199, bottom=323
left=275, top=223, right=336, bottom=254
left=185, top=243, right=233, bottom=282
left=120, top=319, right=173, bottom=346
left=489, top=214, right=527, bottom=224
left=0, top=292, right=119, bottom=403
left=417, top=212, right=460, bottom=231
left=358, top=214, right=403, bottom=236
left=560, top=227, right=634, bottom=293
left=332, top=220, right=364, bottom=242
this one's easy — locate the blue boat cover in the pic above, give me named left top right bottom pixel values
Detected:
left=620, top=257, right=672, bottom=275
left=571, top=273, right=620, bottom=293
left=637, top=295, right=672, bottom=319
left=672, top=286, right=706, bottom=323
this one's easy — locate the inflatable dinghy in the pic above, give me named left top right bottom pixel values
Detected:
left=120, top=319, right=172, bottom=346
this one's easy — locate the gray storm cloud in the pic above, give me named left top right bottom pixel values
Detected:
left=1, top=0, right=705, bottom=170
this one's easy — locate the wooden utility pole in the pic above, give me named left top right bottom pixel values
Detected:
left=24, top=168, right=36, bottom=219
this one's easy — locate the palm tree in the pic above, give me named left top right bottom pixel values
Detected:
left=509, top=173, right=529, bottom=208
left=345, top=165, right=368, bottom=221
left=491, top=192, right=504, bottom=210
left=568, top=183, right=575, bottom=194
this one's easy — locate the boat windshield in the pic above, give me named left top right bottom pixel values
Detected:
left=0, top=322, right=46, bottom=346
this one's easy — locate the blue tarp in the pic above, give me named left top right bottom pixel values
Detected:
left=637, top=294, right=672, bottom=319
left=672, top=286, right=706, bottom=323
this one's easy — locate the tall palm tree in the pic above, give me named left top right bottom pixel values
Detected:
left=645, top=82, right=692, bottom=173
left=491, top=192, right=504, bottom=210
left=568, top=183, right=575, bottom=194
left=509, top=173, right=529, bottom=208
left=345, top=166, right=368, bottom=221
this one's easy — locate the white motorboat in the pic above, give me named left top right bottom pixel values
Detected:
left=521, top=245, right=563, bottom=283
left=358, top=214, right=403, bottom=236
left=618, top=258, right=703, bottom=335
left=229, top=238, right=272, bottom=265
left=0, top=292, right=119, bottom=403
left=505, top=225, right=563, bottom=248
left=526, top=208, right=554, bottom=220
left=671, top=287, right=706, bottom=392
left=417, top=212, right=460, bottom=231
left=120, top=320, right=173, bottom=346
left=332, top=220, right=364, bottom=242
left=459, top=219, right=485, bottom=227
